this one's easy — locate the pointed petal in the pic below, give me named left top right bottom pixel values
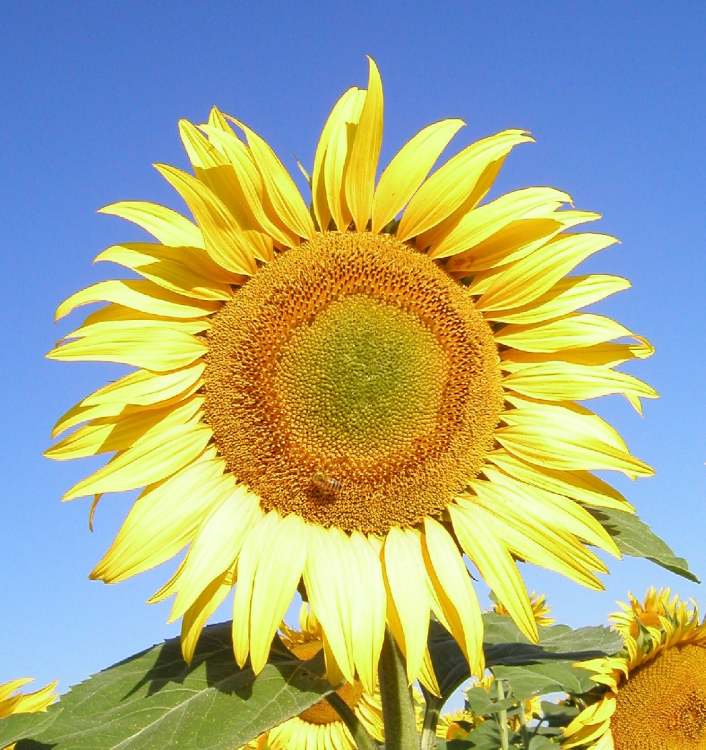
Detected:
left=476, top=233, right=618, bottom=311
left=449, top=502, right=538, bottom=642
left=344, top=57, right=384, bottom=231
left=99, top=201, right=203, bottom=248
left=312, top=87, right=359, bottom=231
left=55, top=279, right=219, bottom=321
left=95, top=243, right=234, bottom=299
left=230, top=118, right=315, bottom=240
left=397, top=130, right=533, bottom=242
left=155, top=163, right=258, bottom=275
left=63, top=421, right=212, bottom=500
left=90, top=454, right=228, bottom=582
left=181, top=568, right=234, bottom=663
left=487, top=275, right=631, bottom=324
left=423, top=518, right=485, bottom=676
left=383, top=527, right=431, bottom=684
left=372, top=119, right=464, bottom=233
left=170, top=485, right=262, bottom=620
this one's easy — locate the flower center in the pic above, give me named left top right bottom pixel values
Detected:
left=612, top=644, right=706, bottom=749
left=204, top=231, right=502, bottom=534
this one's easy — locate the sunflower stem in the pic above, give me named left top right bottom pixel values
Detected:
left=325, top=692, right=379, bottom=750
left=496, top=678, right=510, bottom=750
left=378, top=629, right=419, bottom=750
left=419, top=689, right=443, bottom=750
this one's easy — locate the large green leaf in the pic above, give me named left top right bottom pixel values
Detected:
left=0, top=623, right=333, bottom=750
left=492, top=661, right=594, bottom=701
left=590, top=507, right=699, bottom=582
left=427, top=615, right=622, bottom=700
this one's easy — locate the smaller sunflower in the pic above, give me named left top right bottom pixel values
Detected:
left=242, top=605, right=383, bottom=750
left=0, top=679, right=58, bottom=750
left=494, top=591, right=555, bottom=627
left=436, top=709, right=476, bottom=740
left=563, top=589, right=706, bottom=750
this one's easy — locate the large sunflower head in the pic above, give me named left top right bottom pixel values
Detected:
left=563, top=589, right=706, bottom=750
left=47, top=58, right=655, bottom=692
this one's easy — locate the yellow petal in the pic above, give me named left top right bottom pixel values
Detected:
left=463, top=491, right=605, bottom=589
left=372, top=118, right=464, bottom=233
left=47, top=326, right=208, bottom=372
left=203, top=112, right=294, bottom=249
left=80, top=364, right=205, bottom=408
left=479, top=468, right=621, bottom=557
left=348, top=532, right=386, bottom=694
left=487, top=451, right=632, bottom=511
left=476, top=233, right=618, bottom=311
left=46, top=395, right=203, bottom=461
left=233, top=512, right=308, bottom=673
left=0, top=680, right=34, bottom=702
left=383, top=527, right=431, bottom=684
left=302, top=525, right=357, bottom=683
left=397, top=130, right=533, bottom=242
left=450, top=502, right=538, bottom=642
left=496, top=313, right=634, bottom=352
left=99, top=200, right=203, bottom=248
left=62, top=315, right=210, bottom=341
left=449, top=209, right=599, bottom=274
left=170, top=485, right=262, bottom=620
left=181, top=567, right=234, bottom=663
left=55, top=279, right=219, bottom=321
left=179, top=120, right=274, bottom=264
left=90, top=453, right=228, bottom=582
left=500, top=335, right=654, bottom=367
left=229, top=118, right=315, bottom=240
left=344, top=57, right=384, bottom=231
left=311, top=87, right=361, bottom=231
left=155, top=163, right=258, bottom=275
left=95, top=243, right=234, bottom=299
left=503, top=361, right=657, bottom=412
left=427, top=187, right=571, bottom=260
left=487, top=275, right=631, bottom=324
left=323, top=90, right=366, bottom=229
left=422, top=518, right=484, bottom=676
left=63, top=421, right=212, bottom=500
left=497, top=403, right=653, bottom=476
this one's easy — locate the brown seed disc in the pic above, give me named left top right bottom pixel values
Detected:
left=612, top=644, right=706, bottom=749
left=203, top=231, right=502, bottom=534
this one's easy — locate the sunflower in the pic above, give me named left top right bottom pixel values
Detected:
left=494, top=591, right=555, bottom=627
left=436, top=709, right=476, bottom=740
left=241, top=605, right=383, bottom=750
left=47, top=58, right=655, bottom=691
left=0, top=679, right=58, bottom=750
left=563, top=589, right=706, bottom=750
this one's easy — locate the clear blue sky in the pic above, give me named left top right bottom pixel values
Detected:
left=2, top=1, right=705, bottom=698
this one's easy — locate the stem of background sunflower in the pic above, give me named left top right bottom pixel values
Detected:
left=419, top=688, right=443, bottom=750
left=496, top=678, right=510, bottom=750
left=325, top=692, right=380, bottom=750
left=378, top=629, right=419, bottom=750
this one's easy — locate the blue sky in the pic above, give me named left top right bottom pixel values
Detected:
left=2, top=1, right=705, bottom=702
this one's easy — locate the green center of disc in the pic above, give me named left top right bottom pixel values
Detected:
left=274, top=295, right=448, bottom=461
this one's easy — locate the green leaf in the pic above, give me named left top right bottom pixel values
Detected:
left=427, top=615, right=622, bottom=700
left=589, top=507, right=699, bottom=582
left=492, top=661, right=594, bottom=701
left=528, top=736, right=561, bottom=749
left=0, top=622, right=333, bottom=750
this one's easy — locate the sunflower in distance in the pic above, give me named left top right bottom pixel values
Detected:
left=563, top=589, right=706, bottom=750
left=241, top=605, right=383, bottom=750
left=46, top=58, right=655, bottom=692
left=0, top=679, right=57, bottom=750
left=494, top=591, right=555, bottom=627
